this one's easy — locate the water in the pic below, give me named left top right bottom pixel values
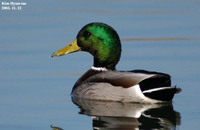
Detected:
left=1, top=0, right=200, bottom=129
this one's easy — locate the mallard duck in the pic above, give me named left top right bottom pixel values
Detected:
left=52, top=22, right=181, bottom=103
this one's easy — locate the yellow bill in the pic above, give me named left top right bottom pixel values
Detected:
left=51, top=39, right=81, bottom=57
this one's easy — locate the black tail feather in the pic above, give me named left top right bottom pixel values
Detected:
left=143, top=87, right=179, bottom=101
left=139, top=76, right=171, bottom=92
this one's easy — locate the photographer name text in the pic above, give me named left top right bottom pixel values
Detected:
left=2, top=1, right=26, bottom=10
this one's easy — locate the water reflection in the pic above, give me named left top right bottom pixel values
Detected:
left=51, top=125, right=63, bottom=130
left=72, top=98, right=181, bottom=130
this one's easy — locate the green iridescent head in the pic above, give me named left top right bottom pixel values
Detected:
left=52, top=22, right=121, bottom=70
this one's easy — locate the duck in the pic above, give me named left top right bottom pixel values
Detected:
left=52, top=22, right=181, bottom=103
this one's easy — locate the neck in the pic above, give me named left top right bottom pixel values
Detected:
left=94, top=58, right=116, bottom=70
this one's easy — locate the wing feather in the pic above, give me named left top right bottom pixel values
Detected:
left=85, top=70, right=159, bottom=88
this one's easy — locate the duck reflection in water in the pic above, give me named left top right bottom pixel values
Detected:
left=72, top=97, right=181, bottom=130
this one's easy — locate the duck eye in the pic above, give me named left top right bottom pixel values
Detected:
left=84, top=31, right=91, bottom=39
